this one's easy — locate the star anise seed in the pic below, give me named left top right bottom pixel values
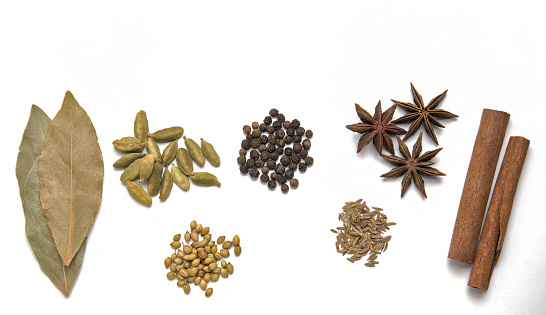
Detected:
left=391, top=83, right=458, bottom=145
left=346, top=101, right=406, bottom=155
left=381, top=132, right=445, bottom=198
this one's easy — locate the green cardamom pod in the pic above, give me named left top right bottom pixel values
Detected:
left=171, top=165, right=190, bottom=191
left=184, top=136, right=205, bottom=166
left=146, top=137, right=162, bottom=163
left=148, top=161, right=163, bottom=196
left=190, top=172, right=221, bottom=187
left=159, top=167, right=173, bottom=200
left=176, top=148, right=194, bottom=176
left=120, top=158, right=144, bottom=182
left=138, top=154, right=155, bottom=182
left=200, top=138, right=221, bottom=166
left=126, top=180, right=152, bottom=206
left=134, top=110, right=149, bottom=144
left=149, top=126, right=184, bottom=143
left=113, top=136, right=145, bottom=153
left=112, top=153, right=146, bottom=168
left=161, top=139, right=178, bottom=165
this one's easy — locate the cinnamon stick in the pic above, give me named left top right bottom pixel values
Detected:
left=468, top=136, right=529, bottom=290
left=448, top=109, right=510, bottom=263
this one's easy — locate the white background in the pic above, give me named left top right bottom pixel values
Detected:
left=1, top=1, right=545, bottom=314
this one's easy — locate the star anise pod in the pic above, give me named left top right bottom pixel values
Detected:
left=381, top=132, right=445, bottom=198
left=346, top=101, right=406, bottom=155
left=391, top=83, right=458, bottom=145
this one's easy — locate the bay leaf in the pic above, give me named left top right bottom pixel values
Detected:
left=39, top=91, right=104, bottom=266
left=16, top=105, right=51, bottom=201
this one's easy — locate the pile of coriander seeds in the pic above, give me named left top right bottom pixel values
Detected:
left=164, top=221, right=241, bottom=297
left=237, top=108, right=314, bottom=192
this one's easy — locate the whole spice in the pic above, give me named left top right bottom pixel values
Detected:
left=201, top=138, right=221, bottom=167
left=119, top=158, right=143, bottom=182
left=138, top=154, right=156, bottom=182
left=184, top=136, right=205, bottom=166
left=147, top=162, right=163, bottom=196
left=146, top=137, right=162, bottom=163
left=126, top=180, right=152, bottom=206
left=161, top=139, right=178, bottom=165
left=113, top=153, right=146, bottom=168
left=176, top=148, right=194, bottom=176
left=159, top=167, right=173, bottom=200
left=112, top=136, right=145, bottom=153
left=134, top=110, right=149, bottom=144
left=171, top=165, right=190, bottom=191
left=190, top=172, right=221, bottom=187
left=149, top=126, right=184, bottom=142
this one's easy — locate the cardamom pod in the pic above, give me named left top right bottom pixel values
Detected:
left=120, top=158, right=144, bottom=182
left=138, top=154, right=155, bottom=182
left=190, top=172, right=221, bottom=187
left=234, top=245, right=242, bottom=256
left=183, top=284, right=191, bottom=294
left=112, top=153, right=146, bottom=168
left=227, top=262, right=234, bottom=274
left=171, top=165, right=190, bottom=191
left=126, top=180, right=152, bottom=206
left=113, top=136, right=145, bottom=153
left=161, top=139, right=178, bottom=165
left=147, top=162, right=163, bottom=196
left=159, top=167, right=173, bottom=200
left=200, top=138, right=221, bottom=166
left=134, top=110, right=149, bottom=144
left=149, top=126, right=184, bottom=142
left=233, top=235, right=240, bottom=246
left=146, top=137, right=162, bottom=163
left=175, top=149, right=193, bottom=177
left=184, top=136, right=205, bottom=166
left=164, top=257, right=172, bottom=268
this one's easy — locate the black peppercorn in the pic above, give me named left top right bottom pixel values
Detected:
left=291, top=154, right=301, bottom=164
left=259, top=123, right=267, bottom=132
left=298, top=162, right=307, bottom=172
left=286, top=128, right=295, bottom=136
left=275, top=129, right=285, bottom=139
left=246, top=134, right=253, bottom=140
left=260, top=173, right=269, bottom=183
left=260, top=151, right=270, bottom=161
left=258, top=144, right=266, bottom=152
left=241, top=139, right=251, bottom=150
left=302, top=139, right=311, bottom=150
left=261, top=166, right=269, bottom=174
left=296, top=127, right=305, bottom=136
left=293, top=143, right=302, bottom=153
left=246, top=158, right=255, bottom=168
left=281, top=184, right=289, bottom=193
left=252, top=121, right=259, bottom=129
left=268, top=134, right=277, bottom=144
left=249, top=168, right=260, bottom=178
left=305, top=156, right=314, bottom=166
left=305, top=130, right=313, bottom=138
left=255, top=159, right=264, bottom=168
left=284, top=147, right=293, bottom=156
left=267, top=144, right=276, bottom=153
left=277, top=174, right=287, bottom=184
left=272, top=121, right=282, bottom=131
left=239, top=149, right=247, bottom=156
left=290, top=178, right=299, bottom=188
left=289, top=162, right=297, bottom=170
left=237, top=155, right=246, bottom=165
left=299, top=149, right=308, bottom=158
left=267, top=179, right=277, bottom=189
left=250, top=139, right=260, bottom=149
left=291, top=119, right=300, bottom=128
left=284, top=136, right=293, bottom=144
left=277, top=113, right=285, bottom=123
left=277, top=138, right=285, bottom=147
left=252, top=129, right=261, bottom=138
left=239, top=164, right=249, bottom=174
left=275, top=164, right=285, bottom=174
left=269, top=108, right=279, bottom=116
left=280, top=155, right=291, bottom=166
left=243, top=125, right=251, bottom=134
left=285, top=169, right=294, bottom=179
left=270, top=172, right=278, bottom=181
left=275, top=147, right=284, bottom=155
left=270, top=152, right=279, bottom=161
left=293, top=135, right=302, bottom=143
left=266, top=126, right=275, bottom=134
left=259, top=135, right=268, bottom=144
left=263, top=116, right=272, bottom=125
left=267, top=160, right=276, bottom=169
left=283, top=120, right=291, bottom=129
left=250, top=150, right=259, bottom=159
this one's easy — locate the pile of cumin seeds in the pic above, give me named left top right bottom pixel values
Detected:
left=331, top=199, right=396, bottom=267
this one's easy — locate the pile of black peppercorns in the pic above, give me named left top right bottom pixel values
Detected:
left=238, top=108, right=314, bottom=193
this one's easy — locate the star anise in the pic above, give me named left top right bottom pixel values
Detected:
left=381, top=132, right=445, bottom=198
left=391, top=83, right=458, bottom=145
left=346, top=101, right=406, bottom=155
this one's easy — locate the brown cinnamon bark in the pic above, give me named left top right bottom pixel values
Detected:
left=468, top=136, right=529, bottom=290
left=448, top=109, right=510, bottom=263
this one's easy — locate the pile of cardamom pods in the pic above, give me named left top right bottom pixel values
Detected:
left=165, top=220, right=241, bottom=297
left=113, top=110, right=221, bottom=206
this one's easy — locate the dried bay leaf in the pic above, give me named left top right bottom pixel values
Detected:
left=39, top=91, right=104, bottom=266
left=17, top=106, right=86, bottom=295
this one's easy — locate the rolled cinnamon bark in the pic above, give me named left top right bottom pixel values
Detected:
left=468, top=136, right=529, bottom=290
left=448, top=109, right=510, bottom=263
